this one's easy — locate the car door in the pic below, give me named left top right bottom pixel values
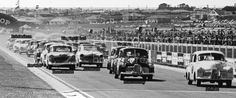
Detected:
left=189, top=54, right=197, bottom=80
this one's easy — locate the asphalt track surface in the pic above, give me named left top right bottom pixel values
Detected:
left=1, top=33, right=236, bottom=98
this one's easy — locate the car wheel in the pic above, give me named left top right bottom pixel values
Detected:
left=109, top=70, right=113, bottom=74
left=78, top=63, right=82, bottom=67
left=188, top=80, right=193, bottom=85
left=70, top=65, right=76, bottom=70
left=196, top=80, right=201, bottom=86
left=107, top=62, right=111, bottom=69
left=114, top=74, right=119, bottom=79
left=98, top=63, right=103, bottom=68
left=187, top=73, right=192, bottom=85
left=218, top=81, right=223, bottom=87
left=226, top=80, right=232, bottom=87
left=47, top=65, right=52, bottom=70
left=148, top=76, right=153, bottom=80
left=120, top=74, right=124, bottom=80
left=142, top=76, right=147, bottom=80
left=27, top=53, right=30, bottom=57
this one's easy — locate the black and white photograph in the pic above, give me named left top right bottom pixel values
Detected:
left=0, top=0, right=236, bottom=98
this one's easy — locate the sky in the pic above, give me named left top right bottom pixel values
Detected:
left=0, top=0, right=235, bottom=8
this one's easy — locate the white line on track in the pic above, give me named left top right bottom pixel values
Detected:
left=0, top=45, right=94, bottom=98
left=71, top=88, right=236, bottom=94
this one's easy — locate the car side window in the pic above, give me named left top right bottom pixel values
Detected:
left=111, top=49, right=115, bottom=56
left=193, top=55, right=197, bottom=62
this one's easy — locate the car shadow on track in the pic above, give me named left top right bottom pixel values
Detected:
left=122, top=78, right=166, bottom=84
left=192, top=84, right=236, bottom=88
left=52, top=69, right=75, bottom=74
left=75, top=67, right=101, bottom=71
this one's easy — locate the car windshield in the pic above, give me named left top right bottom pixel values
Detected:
left=84, top=45, right=98, bottom=51
left=20, top=40, right=31, bottom=44
left=198, top=53, right=225, bottom=61
left=53, top=46, right=72, bottom=52
left=123, top=49, right=148, bottom=58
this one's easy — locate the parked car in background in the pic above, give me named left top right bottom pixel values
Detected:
left=186, top=51, right=234, bottom=87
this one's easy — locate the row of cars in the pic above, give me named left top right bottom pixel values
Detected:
left=6, top=34, right=235, bottom=85
left=7, top=35, right=105, bottom=70
left=7, top=34, right=156, bottom=81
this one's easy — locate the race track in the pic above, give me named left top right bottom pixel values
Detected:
left=1, top=33, right=236, bottom=98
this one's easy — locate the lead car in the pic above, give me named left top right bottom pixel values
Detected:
left=114, top=47, right=155, bottom=80
left=186, top=51, right=234, bottom=87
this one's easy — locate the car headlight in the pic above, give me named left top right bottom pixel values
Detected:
left=49, top=55, right=54, bottom=62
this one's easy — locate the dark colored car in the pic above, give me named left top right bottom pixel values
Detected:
left=113, top=47, right=155, bottom=80
left=107, top=46, right=125, bottom=74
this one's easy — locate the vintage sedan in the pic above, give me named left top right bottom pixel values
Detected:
left=75, top=44, right=103, bottom=68
left=186, top=51, right=234, bottom=87
left=7, top=38, right=16, bottom=50
left=45, top=44, right=76, bottom=70
left=12, top=39, right=32, bottom=54
left=113, top=47, right=154, bottom=80
left=107, top=46, right=125, bottom=74
left=26, top=40, right=40, bottom=57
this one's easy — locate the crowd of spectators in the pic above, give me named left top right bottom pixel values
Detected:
left=89, top=23, right=236, bottom=46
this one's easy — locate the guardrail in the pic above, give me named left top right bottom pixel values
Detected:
left=92, top=40, right=236, bottom=68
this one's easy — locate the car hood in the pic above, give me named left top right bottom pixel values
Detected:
left=195, top=61, right=233, bottom=70
left=80, top=51, right=103, bottom=56
left=48, top=52, right=74, bottom=56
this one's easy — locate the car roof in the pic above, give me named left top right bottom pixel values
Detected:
left=50, top=44, right=70, bottom=47
left=15, top=39, right=32, bottom=41
left=111, top=46, right=126, bottom=50
left=120, top=47, right=148, bottom=51
left=193, top=51, right=224, bottom=55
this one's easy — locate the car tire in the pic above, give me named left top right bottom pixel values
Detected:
left=107, top=62, right=111, bottom=69
left=142, top=76, right=147, bottom=80
left=47, top=65, right=52, bottom=70
left=188, top=80, right=193, bottom=85
left=226, top=80, right=232, bottom=87
left=109, top=70, right=113, bottom=74
left=187, top=73, right=192, bottom=85
left=197, top=80, right=201, bottom=86
left=27, top=53, right=30, bottom=57
left=120, top=74, right=124, bottom=80
left=218, top=81, right=223, bottom=87
left=148, top=76, right=153, bottom=80
left=114, top=74, right=119, bottom=79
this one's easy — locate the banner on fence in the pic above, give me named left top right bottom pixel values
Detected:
left=162, top=51, right=167, bottom=63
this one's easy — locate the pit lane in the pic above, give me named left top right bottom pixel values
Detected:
left=1, top=34, right=236, bottom=98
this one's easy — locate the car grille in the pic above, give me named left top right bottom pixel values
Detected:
left=52, top=56, right=73, bottom=63
left=81, top=55, right=101, bottom=62
left=126, top=64, right=142, bottom=74
left=211, top=69, right=228, bottom=79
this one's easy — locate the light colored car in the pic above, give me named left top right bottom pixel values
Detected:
left=13, top=39, right=32, bottom=54
left=186, top=51, right=234, bottom=87
left=75, top=44, right=103, bottom=68
left=40, top=42, right=63, bottom=66
left=113, top=47, right=154, bottom=80
left=45, top=44, right=76, bottom=70
left=7, top=38, right=15, bottom=50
